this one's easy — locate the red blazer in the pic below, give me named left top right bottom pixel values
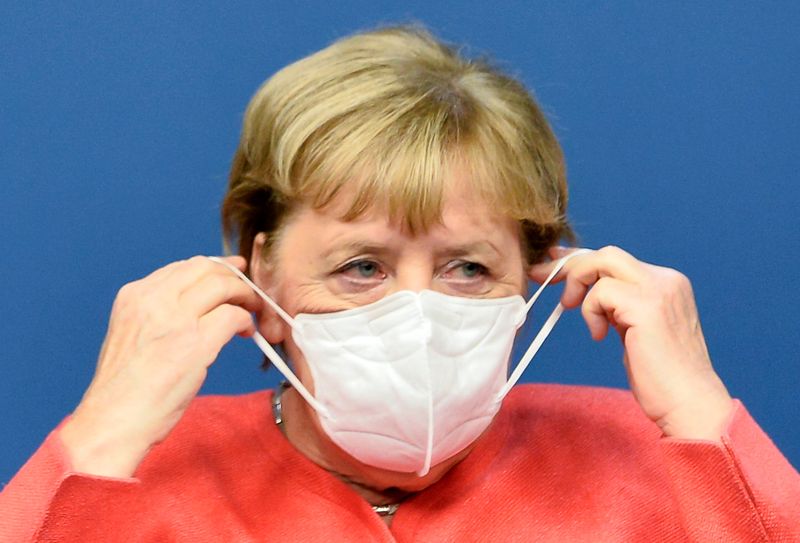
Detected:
left=2, top=384, right=799, bottom=541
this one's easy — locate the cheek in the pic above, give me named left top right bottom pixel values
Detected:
left=282, top=280, right=355, bottom=314
left=495, top=259, right=528, bottom=297
left=518, top=266, right=529, bottom=294
left=281, top=336, right=317, bottom=396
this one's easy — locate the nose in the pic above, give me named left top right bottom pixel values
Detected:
left=393, top=256, right=434, bottom=293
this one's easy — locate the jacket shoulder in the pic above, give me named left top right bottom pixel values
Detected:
left=508, top=382, right=640, bottom=410
left=504, top=383, right=661, bottom=443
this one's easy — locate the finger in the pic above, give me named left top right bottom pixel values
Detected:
left=561, top=246, right=647, bottom=308
left=581, top=277, right=639, bottom=341
left=139, top=258, right=191, bottom=283
left=107, top=258, right=203, bottom=316
left=547, top=246, right=579, bottom=261
left=179, top=273, right=263, bottom=316
left=527, top=246, right=590, bottom=284
left=156, top=255, right=247, bottom=295
left=528, top=261, right=562, bottom=284
left=197, top=304, right=256, bottom=366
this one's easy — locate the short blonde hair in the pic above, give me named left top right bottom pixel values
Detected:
left=222, top=25, right=573, bottom=266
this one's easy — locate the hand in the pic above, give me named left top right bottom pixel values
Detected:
left=529, top=246, right=734, bottom=441
left=60, top=256, right=261, bottom=477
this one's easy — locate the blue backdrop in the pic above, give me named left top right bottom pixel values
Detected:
left=2, top=2, right=798, bottom=484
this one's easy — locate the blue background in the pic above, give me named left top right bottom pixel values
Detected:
left=2, top=2, right=798, bottom=484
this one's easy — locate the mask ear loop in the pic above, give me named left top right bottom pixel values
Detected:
left=497, top=249, right=592, bottom=399
left=207, top=257, right=329, bottom=416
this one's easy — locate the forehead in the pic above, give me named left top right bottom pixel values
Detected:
left=315, top=178, right=516, bottom=241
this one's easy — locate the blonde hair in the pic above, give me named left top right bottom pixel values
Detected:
left=222, top=25, right=574, bottom=266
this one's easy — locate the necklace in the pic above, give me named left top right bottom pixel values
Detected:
left=271, top=381, right=402, bottom=517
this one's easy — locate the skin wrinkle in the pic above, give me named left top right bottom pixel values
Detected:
left=249, top=178, right=528, bottom=501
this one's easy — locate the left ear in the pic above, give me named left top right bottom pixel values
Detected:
left=250, top=233, right=290, bottom=344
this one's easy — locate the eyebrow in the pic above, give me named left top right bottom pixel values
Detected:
left=322, top=239, right=503, bottom=262
left=321, top=241, right=397, bottom=262
left=435, top=241, right=502, bottom=259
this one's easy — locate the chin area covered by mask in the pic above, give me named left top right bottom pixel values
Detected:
left=209, top=250, right=588, bottom=476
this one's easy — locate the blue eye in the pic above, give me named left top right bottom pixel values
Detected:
left=460, top=262, right=485, bottom=278
left=353, top=261, right=378, bottom=278
left=439, top=260, right=491, bottom=294
left=339, top=259, right=383, bottom=280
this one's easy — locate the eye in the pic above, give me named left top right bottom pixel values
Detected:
left=336, top=259, right=387, bottom=283
left=459, top=261, right=486, bottom=278
left=439, top=260, right=491, bottom=295
left=344, top=260, right=381, bottom=278
left=441, top=260, right=489, bottom=281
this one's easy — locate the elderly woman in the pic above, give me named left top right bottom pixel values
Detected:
left=2, top=27, right=798, bottom=541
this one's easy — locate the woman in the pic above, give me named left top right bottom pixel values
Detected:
left=2, top=26, right=798, bottom=541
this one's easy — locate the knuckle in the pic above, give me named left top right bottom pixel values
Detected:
left=115, top=281, right=137, bottom=302
left=187, top=254, right=210, bottom=266
left=112, top=282, right=142, bottom=314
left=663, top=268, right=692, bottom=291
left=598, top=245, right=626, bottom=259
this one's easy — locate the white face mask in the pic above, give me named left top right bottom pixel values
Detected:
left=210, top=250, right=586, bottom=476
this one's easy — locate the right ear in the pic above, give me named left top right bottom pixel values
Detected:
left=250, top=233, right=289, bottom=344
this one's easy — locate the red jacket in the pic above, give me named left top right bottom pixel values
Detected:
left=2, top=384, right=799, bottom=541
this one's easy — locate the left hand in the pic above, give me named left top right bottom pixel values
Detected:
left=529, top=246, right=734, bottom=441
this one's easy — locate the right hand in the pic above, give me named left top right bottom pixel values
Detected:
left=59, top=256, right=260, bottom=478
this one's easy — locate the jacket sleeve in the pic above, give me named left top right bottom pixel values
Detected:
left=0, top=425, right=142, bottom=542
left=660, top=400, right=800, bottom=542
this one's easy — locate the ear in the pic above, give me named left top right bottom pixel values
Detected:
left=250, top=233, right=290, bottom=344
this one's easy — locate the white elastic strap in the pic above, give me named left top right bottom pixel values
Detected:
left=499, top=249, right=592, bottom=398
left=207, top=257, right=327, bottom=415
left=252, top=331, right=328, bottom=415
left=525, top=249, right=592, bottom=312
left=207, top=256, right=296, bottom=326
